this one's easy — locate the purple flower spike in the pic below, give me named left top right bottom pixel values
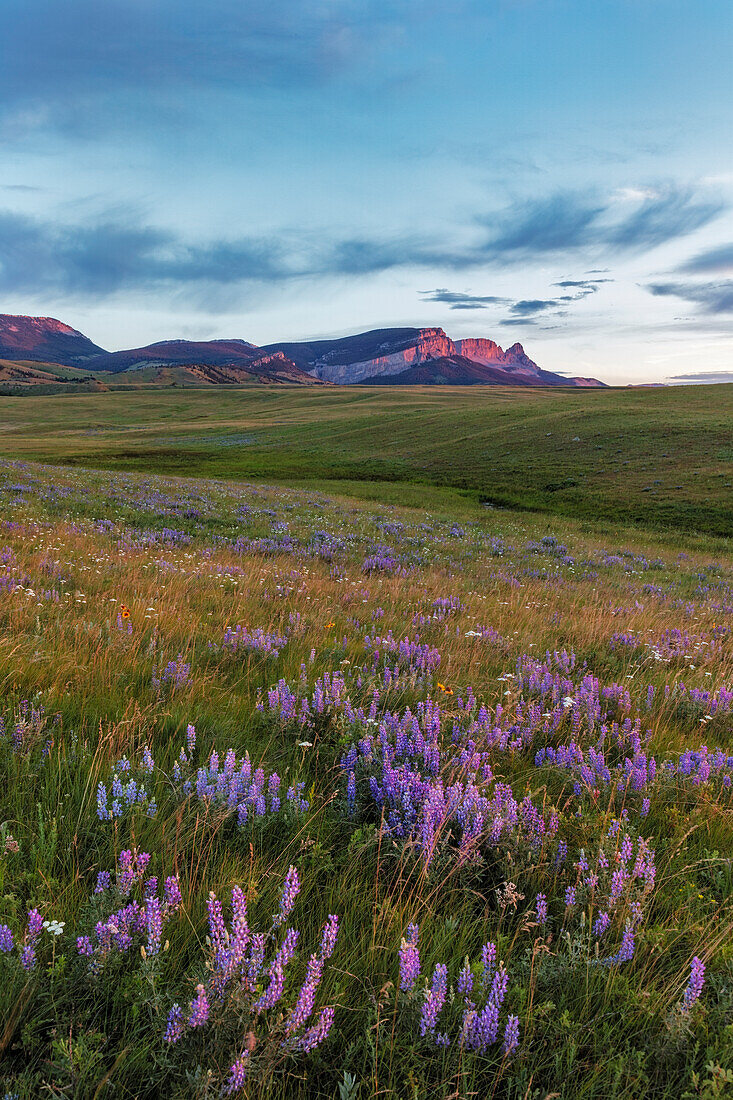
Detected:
left=399, top=923, right=421, bottom=992
left=297, top=1006, right=335, bottom=1052
left=164, top=1004, right=185, bottom=1044
left=223, top=1052, right=250, bottom=1095
left=682, top=956, right=705, bottom=1010
left=503, top=1014, right=520, bottom=1055
left=420, top=963, right=447, bottom=1037
left=188, top=984, right=210, bottom=1028
left=320, top=915, right=339, bottom=960
left=276, top=866, right=300, bottom=926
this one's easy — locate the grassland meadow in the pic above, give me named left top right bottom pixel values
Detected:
left=0, top=457, right=730, bottom=1098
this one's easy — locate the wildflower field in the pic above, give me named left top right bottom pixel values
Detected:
left=0, top=454, right=731, bottom=1098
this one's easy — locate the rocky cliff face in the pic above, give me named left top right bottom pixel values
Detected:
left=306, top=330, right=555, bottom=384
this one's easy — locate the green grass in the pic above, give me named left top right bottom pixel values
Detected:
left=0, top=456, right=731, bottom=1098
left=1, top=383, right=732, bottom=535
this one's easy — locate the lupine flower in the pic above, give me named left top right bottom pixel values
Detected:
left=95, top=870, right=112, bottom=894
left=145, top=896, right=163, bottom=955
left=536, top=893, right=547, bottom=925
left=399, top=923, right=421, bottom=991
left=164, top=1004, right=185, bottom=1044
left=296, top=1006, right=335, bottom=1052
left=164, top=876, right=182, bottom=909
left=681, top=956, right=705, bottom=1010
left=276, top=866, right=300, bottom=926
left=188, top=984, right=210, bottom=1028
left=503, top=1015, right=520, bottom=1055
left=0, top=925, right=13, bottom=953
left=319, top=915, right=339, bottom=959
left=223, top=1052, right=250, bottom=1094
left=420, top=964, right=448, bottom=1037
left=480, top=942, right=496, bottom=989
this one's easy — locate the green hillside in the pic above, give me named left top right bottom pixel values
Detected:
left=0, top=383, right=731, bottom=535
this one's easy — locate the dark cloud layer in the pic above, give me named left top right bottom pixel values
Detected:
left=604, top=188, right=724, bottom=249
left=646, top=280, right=733, bottom=315
left=0, top=182, right=727, bottom=309
left=0, top=210, right=293, bottom=300
left=678, top=243, right=733, bottom=274
left=419, top=289, right=509, bottom=309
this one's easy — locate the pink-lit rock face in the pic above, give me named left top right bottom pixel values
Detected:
left=307, top=330, right=558, bottom=385
left=455, top=340, right=541, bottom=375
left=0, top=314, right=107, bottom=363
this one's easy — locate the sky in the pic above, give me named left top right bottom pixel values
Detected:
left=1, top=0, right=732, bottom=385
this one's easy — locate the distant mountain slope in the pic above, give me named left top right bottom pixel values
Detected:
left=110, top=359, right=326, bottom=386
left=0, top=315, right=606, bottom=386
left=0, top=315, right=107, bottom=364
left=84, top=338, right=262, bottom=372
left=265, top=327, right=605, bottom=386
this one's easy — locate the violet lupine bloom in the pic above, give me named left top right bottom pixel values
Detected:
left=230, top=884, right=249, bottom=957
left=145, top=896, right=163, bottom=955
left=536, top=893, right=548, bottom=926
left=420, top=963, right=448, bottom=1038
left=480, top=942, right=496, bottom=989
left=254, top=962, right=286, bottom=1013
left=320, top=915, right=339, bottom=959
left=681, top=957, right=705, bottom=1010
left=95, top=870, right=112, bottom=894
left=457, top=962, right=474, bottom=998
left=503, top=1015, right=520, bottom=1055
left=605, top=923, right=635, bottom=965
left=164, top=1004, right=185, bottom=1044
left=0, top=925, right=13, bottom=952
left=164, top=876, right=182, bottom=909
left=285, top=953, right=324, bottom=1035
left=222, top=1052, right=250, bottom=1095
left=96, top=783, right=111, bottom=821
left=593, top=912, right=611, bottom=938
left=20, top=945, right=37, bottom=971
left=188, top=984, right=210, bottom=1028
left=297, top=1006, right=335, bottom=1052
left=399, top=923, right=421, bottom=992
left=206, top=893, right=227, bottom=960
left=26, top=909, right=43, bottom=940
left=276, top=866, right=300, bottom=927
left=254, top=928, right=300, bottom=1013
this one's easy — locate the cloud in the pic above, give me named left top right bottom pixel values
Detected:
left=419, top=288, right=509, bottom=309
left=508, top=299, right=560, bottom=317
left=479, top=193, right=605, bottom=258
left=669, top=371, right=733, bottom=383
left=646, top=280, right=733, bottom=315
left=1, top=192, right=728, bottom=312
left=553, top=278, right=612, bottom=290
left=0, top=209, right=294, bottom=302
left=475, top=186, right=725, bottom=265
left=678, top=243, right=733, bottom=274
left=604, top=186, right=726, bottom=249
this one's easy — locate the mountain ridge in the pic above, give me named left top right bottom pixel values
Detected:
left=0, top=315, right=606, bottom=387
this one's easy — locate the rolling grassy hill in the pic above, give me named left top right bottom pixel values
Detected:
left=0, top=383, right=731, bottom=536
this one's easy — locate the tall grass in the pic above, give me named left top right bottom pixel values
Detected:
left=0, top=458, right=730, bottom=1098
